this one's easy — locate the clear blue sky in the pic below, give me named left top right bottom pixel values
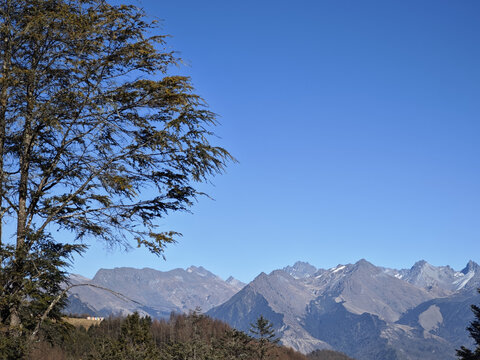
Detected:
left=72, top=0, right=480, bottom=283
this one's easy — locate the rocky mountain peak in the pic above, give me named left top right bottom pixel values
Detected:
left=353, top=259, right=378, bottom=272
left=412, top=259, right=428, bottom=269
left=253, top=272, right=268, bottom=281
left=69, top=274, right=91, bottom=284
left=186, top=265, right=217, bottom=278
left=451, top=260, right=480, bottom=291
left=461, top=260, right=480, bottom=275
left=225, top=276, right=246, bottom=291
left=283, top=261, right=317, bottom=279
left=67, top=266, right=242, bottom=318
left=408, top=260, right=435, bottom=278
left=399, top=260, right=459, bottom=295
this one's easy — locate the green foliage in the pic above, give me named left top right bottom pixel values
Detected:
left=87, top=313, right=160, bottom=360
left=0, top=236, right=84, bottom=358
left=25, top=312, right=313, bottom=360
left=457, top=289, right=480, bottom=360
left=250, top=315, right=279, bottom=342
left=307, top=349, right=356, bottom=360
left=214, top=328, right=255, bottom=360
left=0, top=334, right=25, bottom=360
left=0, top=0, right=232, bottom=256
left=250, top=315, right=279, bottom=360
left=0, top=0, right=233, bottom=355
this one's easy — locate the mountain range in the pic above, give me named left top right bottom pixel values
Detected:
left=66, top=266, right=245, bottom=318
left=66, top=260, right=480, bottom=360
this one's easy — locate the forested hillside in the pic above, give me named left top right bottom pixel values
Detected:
left=25, top=312, right=352, bottom=360
left=308, top=350, right=355, bottom=360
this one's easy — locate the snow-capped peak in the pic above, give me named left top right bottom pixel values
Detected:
left=332, top=265, right=346, bottom=274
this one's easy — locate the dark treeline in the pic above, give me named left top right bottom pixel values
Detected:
left=308, top=349, right=356, bottom=360
left=25, top=311, right=352, bottom=360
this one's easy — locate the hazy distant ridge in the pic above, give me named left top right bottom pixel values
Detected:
left=66, top=266, right=245, bottom=318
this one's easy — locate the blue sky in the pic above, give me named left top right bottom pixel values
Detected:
left=73, top=0, right=480, bottom=283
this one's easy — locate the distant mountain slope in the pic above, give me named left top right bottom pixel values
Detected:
left=67, top=259, right=480, bottom=360
left=208, top=259, right=480, bottom=360
left=65, top=266, right=244, bottom=318
left=207, top=270, right=329, bottom=353
left=383, top=260, right=480, bottom=297
left=397, top=286, right=480, bottom=349
left=306, top=259, right=433, bottom=322
left=304, top=301, right=399, bottom=360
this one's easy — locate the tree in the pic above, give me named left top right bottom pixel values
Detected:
left=457, top=289, right=480, bottom=360
left=250, top=315, right=279, bottom=360
left=0, top=235, right=84, bottom=358
left=0, top=0, right=232, bottom=355
left=85, top=313, right=160, bottom=360
left=216, top=328, right=254, bottom=360
left=115, top=313, right=160, bottom=360
left=307, top=349, right=356, bottom=360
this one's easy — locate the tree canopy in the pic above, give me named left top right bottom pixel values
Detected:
left=0, top=0, right=233, bottom=355
left=25, top=312, right=310, bottom=360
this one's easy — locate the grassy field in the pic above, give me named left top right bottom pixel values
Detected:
left=63, top=317, right=103, bottom=330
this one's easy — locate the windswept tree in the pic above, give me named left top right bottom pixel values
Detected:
left=0, top=0, right=232, bottom=355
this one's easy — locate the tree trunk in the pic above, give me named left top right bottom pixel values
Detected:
left=10, top=70, right=35, bottom=337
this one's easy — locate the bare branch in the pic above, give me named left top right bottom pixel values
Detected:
left=28, top=282, right=143, bottom=344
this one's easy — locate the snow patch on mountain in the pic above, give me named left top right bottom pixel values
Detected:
left=332, top=265, right=346, bottom=273
left=453, top=270, right=474, bottom=290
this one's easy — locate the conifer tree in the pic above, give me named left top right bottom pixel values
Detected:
left=116, top=313, right=160, bottom=360
left=217, top=328, right=254, bottom=360
left=250, top=315, right=280, bottom=360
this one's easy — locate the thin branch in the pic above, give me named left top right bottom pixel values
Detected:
left=28, top=282, right=143, bottom=344
left=36, top=135, right=153, bottom=236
